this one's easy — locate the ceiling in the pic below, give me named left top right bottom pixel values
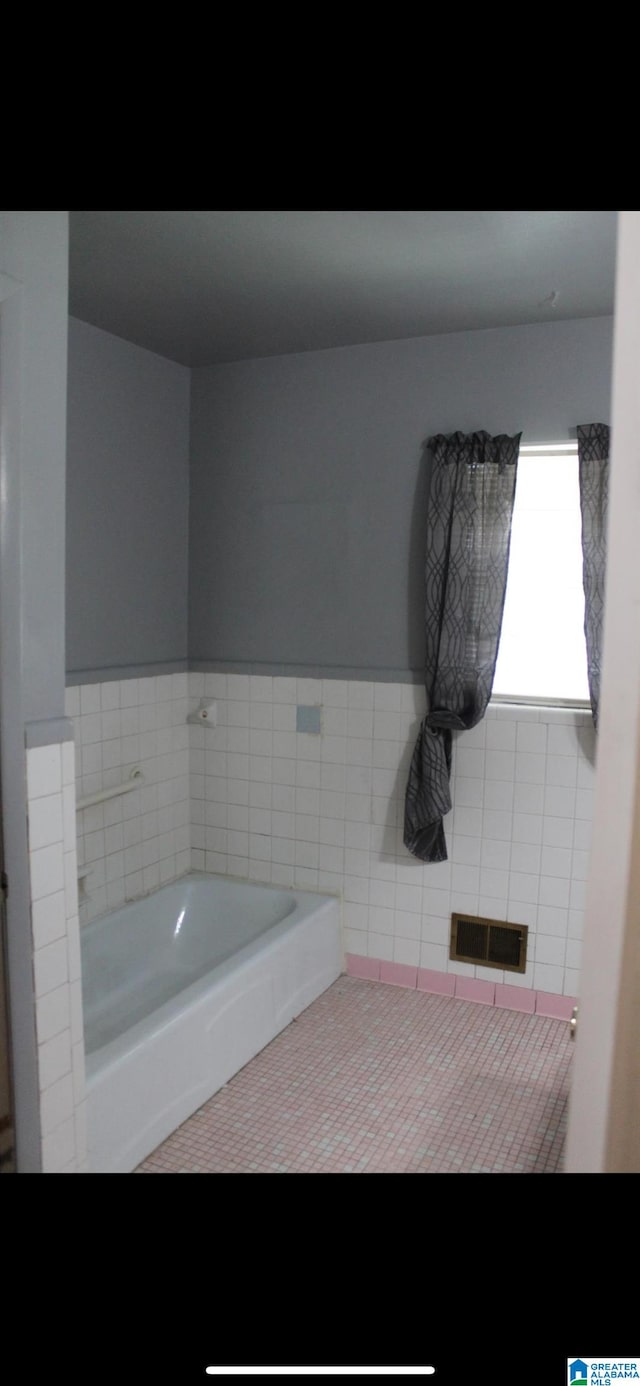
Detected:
left=68, top=210, right=618, bottom=368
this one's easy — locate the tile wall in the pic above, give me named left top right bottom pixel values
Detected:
left=26, top=739, right=87, bottom=1172
left=189, top=672, right=595, bottom=997
left=64, top=674, right=191, bottom=924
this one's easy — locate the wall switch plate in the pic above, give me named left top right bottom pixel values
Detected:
left=296, top=704, right=322, bottom=734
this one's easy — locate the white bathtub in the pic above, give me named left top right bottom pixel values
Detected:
left=82, top=872, right=342, bottom=1173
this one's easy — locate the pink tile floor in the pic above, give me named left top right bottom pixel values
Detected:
left=136, top=976, right=572, bottom=1174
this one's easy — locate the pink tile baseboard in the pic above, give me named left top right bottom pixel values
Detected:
left=495, top=983, right=536, bottom=1014
left=345, top=955, right=576, bottom=1020
left=417, top=968, right=456, bottom=996
left=535, top=991, right=576, bottom=1021
left=379, top=961, right=418, bottom=989
left=454, top=976, right=496, bottom=1006
left=345, top=954, right=381, bottom=981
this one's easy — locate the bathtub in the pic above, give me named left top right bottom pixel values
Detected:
left=81, top=872, right=342, bottom=1173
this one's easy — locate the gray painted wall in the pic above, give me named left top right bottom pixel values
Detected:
left=188, top=316, right=614, bottom=677
left=66, top=318, right=190, bottom=676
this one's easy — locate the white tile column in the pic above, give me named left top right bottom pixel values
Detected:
left=26, top=739, right=87, bottom=1172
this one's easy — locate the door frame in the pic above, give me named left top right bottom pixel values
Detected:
left=564, top=210, right=640, bottom=1172
left=0, top=270, right=43, bottom=1171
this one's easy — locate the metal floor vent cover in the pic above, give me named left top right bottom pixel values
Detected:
left=450, top=913, right=528, bottom=973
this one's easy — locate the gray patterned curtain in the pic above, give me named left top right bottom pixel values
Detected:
left=404, top=430, right=521, bottom=862
left=577, top=422, right=610, bottom=730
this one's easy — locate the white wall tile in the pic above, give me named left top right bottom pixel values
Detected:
left=509, top=842, right=540, bottom=875
left=569, top=878, right=588, bottom=910
left=533, top=963, right=565, bottom=993
left=72, top=675, right=191, bottom=927
left=346, top=738, right=372, bottom=767
left=535, top=934, right=566, bottom=967
left=33, top=937, right=69, bottom=997
left=420, top=914, right=449, bottom=945
left=541, top=846, right=572, bottom=878
left=452, top=835, right=482, bottom=866
left=479, top=867, right=509, bottom=900
left=427, top=861, right=451, bottom=892
left=482, top=780, right=514, bottom=811
left=546, top=752, right=579, bottom=788
left=40, top=1071, right=75, bottom=1136
left=454, top=805, right=483, bottom=837
left=27, top=744, right=61, bottom=800
left=568, top=908, right=584, bottom=939
left=542, top=816, right=574, bottom=848
left=35, top=983, right=71, bottom=1045
left=515, top=752, right=546, bottom=784
left=539, top=876, right=571, bottom=908
left=368, top=931, right=393, bottom=961
left=393, top=936, right=420, bottom=965
left=482, top=809, right=512, bottom=841
left=485, top=750, right=515, bottom=781
left=543, top=785, right=576, bottom=818
left=516, top=722, right=547, bottom=754
left=452, top=777, right=484, bottom=808
left=32, top=891, right=67, bottom=950
left=80, top=683, right=101, bottom=715
left=486, top=720, right=516, bottom=751
left=369, top=878, right=395, bottom=909
left=508, top=872, right=539, bottom=904
left=513, top=781, right=544, bottom=815
left=478, top=896, right=508, bottom=921
left=547, top=723, right=580, bottom=756
left=461, top=722, right=485, bottom=749
left=571, top=850, right=590, bottom=880
left=394, top=909, right=420, bottom=940
left=28, top=793, right=64, bottom=851
left=573, top=818, right=592, bottom=852
left=480, top=838, right=511, bottom=870
left=452, top=863, right=480, bottom=895
left=38, top=1029, right=72, bottom=1091
left=348, top=682, right=374, bottom=710
left=30, top=843, right=65, bottom=902
left=575, top=788, right=595, bottom=819
left=537, top=905, right=569, bottom=937
left=419, top=941, right=449, bottom=970
left=456, top=747, right=485, bottom=779
left=42, top=1116, right=76, bottom=1173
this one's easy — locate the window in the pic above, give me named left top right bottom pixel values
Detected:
left=492, top=443, right=590, bottom=703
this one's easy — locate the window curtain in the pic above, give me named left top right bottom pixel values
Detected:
left=577, top=422, right=610, bottom=730
left=404, top=430, right=521, bottom=863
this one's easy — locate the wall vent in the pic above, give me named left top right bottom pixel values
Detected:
left=450, top=913, right=528, bottom=973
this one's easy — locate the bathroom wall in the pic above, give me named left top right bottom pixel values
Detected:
left=65, top=673, right=191, bottom=924
left=183, top=316, right=609, bottom=1008
left=65, top=314, right=607, bottom=1012
left=188, top=316, right=613, bottom=677
left=189, top=672, right=595, bottom=999
left=66, top=317, right=191, bottom=681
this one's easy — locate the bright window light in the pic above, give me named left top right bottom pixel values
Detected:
left=492, top=445, right=590, bottom=703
